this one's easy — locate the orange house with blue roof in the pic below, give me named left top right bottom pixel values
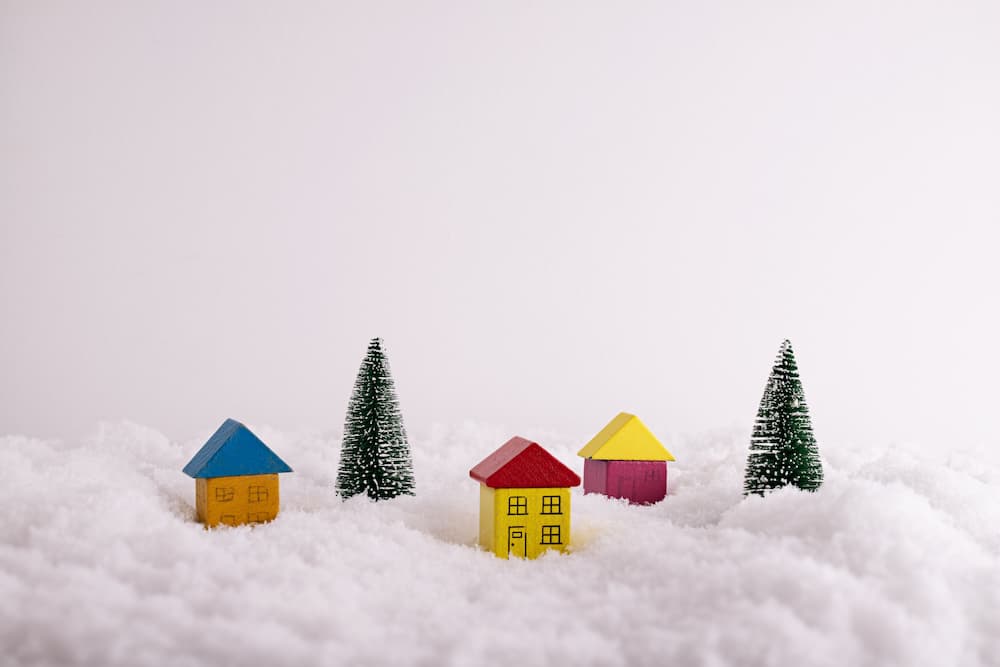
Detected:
left=183, top=418, right=293, bottom=527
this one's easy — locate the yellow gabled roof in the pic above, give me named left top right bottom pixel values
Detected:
left=577, top=412, right=675, bottom=461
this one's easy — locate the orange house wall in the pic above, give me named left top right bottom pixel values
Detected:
left=195, top=473, right=280, bottom=527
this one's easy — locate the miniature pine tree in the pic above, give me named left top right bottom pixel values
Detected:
left=743, top=340, right=823, bottom=496
left=335, top=338, right=416, bottom=500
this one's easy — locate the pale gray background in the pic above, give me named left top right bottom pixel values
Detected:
left=2, top=1, right=998, bottom=447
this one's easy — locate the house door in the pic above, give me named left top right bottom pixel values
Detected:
left=508, top=526, right=527, bottom=558
left=616, top=467, right=637, bottom=499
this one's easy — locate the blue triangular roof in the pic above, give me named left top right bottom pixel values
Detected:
left=182, top=418, right=293, bottom=478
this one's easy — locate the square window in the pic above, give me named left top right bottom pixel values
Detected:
left=508, top=496, right=527, bottom=515
left=215, top=487, right=234, bottom=502
left=541, top=495, right=562, bottom=515
left=541, top=525, right=562, bottom=545
left=248, top=512, right=270, bottom=524
left=248, top=486, right=269, bottom=503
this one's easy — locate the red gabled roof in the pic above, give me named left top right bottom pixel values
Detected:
left=469, top=437, right=581, bottom=489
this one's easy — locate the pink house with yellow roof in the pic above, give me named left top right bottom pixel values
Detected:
left=578, top=412, right=675, bottom=505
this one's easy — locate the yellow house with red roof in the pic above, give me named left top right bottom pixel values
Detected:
left=469, top=436, right=581, bottom=559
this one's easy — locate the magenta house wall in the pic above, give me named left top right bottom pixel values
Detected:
left=582, top=459, right=667, bottom=505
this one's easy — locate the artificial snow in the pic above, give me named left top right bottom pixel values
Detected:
left=1, top=422, right=998, bottom=667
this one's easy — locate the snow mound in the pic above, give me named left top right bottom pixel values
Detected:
left=1, top=422, right=998, bottom=667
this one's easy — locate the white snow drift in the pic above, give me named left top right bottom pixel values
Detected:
left=1, top=422, right=998, bottom=667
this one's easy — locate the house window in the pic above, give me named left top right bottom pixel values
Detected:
left=215, top=487, right=235, bottom=502
left=220, top=514, right=238, bottom=525
left=247, top=512, right=270, bottom=523
left=541, top=495, right=562, bottom=515
left=248, top=486, right=269, bottom=503
left=541, top=525, right=562, bottom=545
left=508, top=496, right=527, bottom=515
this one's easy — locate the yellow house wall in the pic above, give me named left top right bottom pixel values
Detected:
left=477, top=486, right=571, bottom=559
left=195, top=473, right=280, bottom=528
left=479, top=486, right=496, bottom=552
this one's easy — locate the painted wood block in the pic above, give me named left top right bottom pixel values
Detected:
left=578, top=413, right=675, bottom=505
left=195, top=473, right=280, bottom=527
left=583, top=459, right=667, bottom=505
left=479, top=486, right=572, bottom=559
left=582, top=459, right=608, bottom=496
left=183, top=418, right=293, bottom=528
left=470, top=436, right=581, bottom=559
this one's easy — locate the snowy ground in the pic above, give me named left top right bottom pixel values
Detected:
left=1, top=422, right=998, bottom=667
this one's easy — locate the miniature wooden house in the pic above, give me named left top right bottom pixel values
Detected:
left=469, top=437, right=581, bottom=559
left=182, top=418, right=293, bottom=528
left=578, top=412, right=675, bottom=504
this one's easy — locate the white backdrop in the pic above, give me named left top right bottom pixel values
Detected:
left=3, top=1, right=999, bottom=447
